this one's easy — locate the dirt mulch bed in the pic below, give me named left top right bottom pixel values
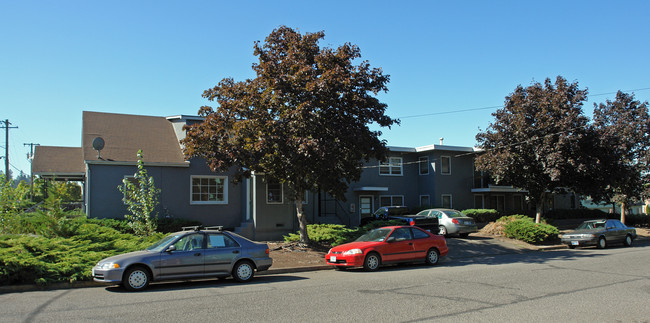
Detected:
left=268, top=242, right=329, bottom=269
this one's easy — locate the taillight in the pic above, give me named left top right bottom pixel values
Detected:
left=265, top=248, right=270, bottom=254
left=452, top=219, right=459, bottom=224
left=410, top=220, right=415, bottom=226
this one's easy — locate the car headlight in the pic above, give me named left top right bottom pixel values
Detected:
left=343, top=249, right=363, bottom=255
left=97, top=262, right=120, bottom=270
left=581, top=234, right=595, bottom=238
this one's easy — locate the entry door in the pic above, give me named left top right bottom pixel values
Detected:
left=159, top=233, right=205, bottom=278
left=359, top=196, right=373, bottom=221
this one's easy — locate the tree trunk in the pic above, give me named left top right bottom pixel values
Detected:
left=620, top=201, right=626, bottom=225
left=295, top=198, right=310, bottom=245
left=535, top=193, right=545, bottom=224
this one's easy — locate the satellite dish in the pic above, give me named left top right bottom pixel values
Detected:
left=92, top=137, right=105, bottom=159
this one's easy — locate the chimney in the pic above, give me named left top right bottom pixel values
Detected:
left=439, top=137, right=444, bottom=145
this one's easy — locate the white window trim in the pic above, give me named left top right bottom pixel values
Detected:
left=190, top=175, right=228, bottom=205
left=441, top=194, right=453, bottom=208
left=441, top=156, right=451, bottom=175
left=266, top=181, right=284, bottom=204
left=419, top=156, right=429, bottom=175
left=379, top=157, right=403, bottom=176
left=419, top=195, right=430, bottom=207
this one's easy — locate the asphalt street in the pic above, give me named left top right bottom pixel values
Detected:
left=2, top=240, right=649, bottom=322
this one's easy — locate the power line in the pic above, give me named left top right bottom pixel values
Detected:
left=396, top=87, right=650, bottom=120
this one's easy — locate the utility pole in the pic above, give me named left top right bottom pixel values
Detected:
left=24, top=142, right=39, bottom=200
left=1, top=119, right=18, bottom=182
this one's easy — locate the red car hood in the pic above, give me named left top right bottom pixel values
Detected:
left=330, top=241, right=383, bottom=252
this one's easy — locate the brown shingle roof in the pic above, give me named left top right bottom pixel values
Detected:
left=82, top=111, right=186, bottom=164
left=32, top=146, right=85, bottom=176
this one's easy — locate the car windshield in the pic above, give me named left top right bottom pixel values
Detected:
left=146, top=234, right=181, bottom=252
left=445, top=210, right=465, bottom=218
left=576, top=221, right=606, bottom=230
left=355, top=228, right=392, bottom=242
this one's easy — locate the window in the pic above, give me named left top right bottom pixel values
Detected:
left=207, top=233, right=239, bottom=248
left=412, top=227, right=430, bottom=239
left=380, top=195, right=404, bottom=207
left=191, top=176, right=227, bottom=204
left=441, top=194, right=452, bottom=208
left=389, top=227, right=412, bottom=241
left=267, top=181, right=283, bottom=204
left=441, top=156, right=451, bottom=175
left=419, top=156, right=429, bottom=175
left=172, top=234, right=204, bottom=251
left=379, top=157, right=403, bottom=176
left=420, top=195, right=430, bottom=207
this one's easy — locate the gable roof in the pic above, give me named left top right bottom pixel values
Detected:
left=32, top=146, right=85, bottom=180
left=82, top=111, right=187, bottom=165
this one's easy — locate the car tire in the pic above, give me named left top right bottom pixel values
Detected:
left=597, top=236, right=607, bottom=249
left=363, top=252, right=381, bottom=272
left=623, top=235, right=633, bottom=247
left=232, top=260, right=255, bottom=283
left=438, top=225, right=448, bottom=237
left=425, top=248, right=440, bottom=266
left=123, top=266, right=151, bottom=292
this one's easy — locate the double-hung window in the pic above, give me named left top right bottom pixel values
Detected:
left=267, top=181, right=283, bottom=204
left=379, top=157, right=402, bottom=176
left=441, top=156, right=451, bottom=175
left=191, top=176, right=227, bottom=204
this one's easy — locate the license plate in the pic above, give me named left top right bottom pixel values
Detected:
left=330, top=256, right=337, bottom=262
left=571, top=241, right=579, bottom=246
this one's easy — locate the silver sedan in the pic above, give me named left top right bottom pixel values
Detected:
left=92, top=226, right=272, bottom=291
left=416, top=208, right=478, bottom=237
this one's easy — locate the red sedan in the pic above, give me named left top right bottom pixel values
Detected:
left=325, top=226, right=448, bottom=271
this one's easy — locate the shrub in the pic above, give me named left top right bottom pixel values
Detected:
left=117, top=150, right=160, bottom=236
left=157, top=218, right=203, bottom=233
left=461, top=209, right=501, bottom=223
left=283, top=220, right=404, bottom=246
left=502, top=216, right=559, bottom=244
left=544, top=208, right=611, bottom=220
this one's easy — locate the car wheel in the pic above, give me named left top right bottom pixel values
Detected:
left=597, top=236, right=607, bottom=249
left=438, top=225, right=448, bottom=236
left=123, top=266, right=151, bottom=292
left=425, top=248, right=440, bottom=266
left=363, top=252, right=381, bottom=272
left=232, top=260, right=255, bottom=283
left=623, top=235, right=633, bottom=247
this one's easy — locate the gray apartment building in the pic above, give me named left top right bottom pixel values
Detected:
left=32, top=111, right=532, bottom=240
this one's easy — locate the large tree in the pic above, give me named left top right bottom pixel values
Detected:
left=475, top=76, right=592, bottom=223
left=592, top=91, right=650, bottom=223
left=182, top=26, right=397, bottom=243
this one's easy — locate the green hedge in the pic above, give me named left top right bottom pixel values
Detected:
left=283, top=220, right=404, bottom=246
left=501, top=216, right=559, bottom=244
left=461, top=209, right=501, bottom=223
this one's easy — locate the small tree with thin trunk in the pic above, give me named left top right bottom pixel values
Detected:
left=118, top=150, right=160, bottom=236
left=182, top=26, right=396, bottom=244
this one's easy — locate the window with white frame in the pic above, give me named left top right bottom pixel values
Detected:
left=419, top=156, right=429, bottom=175
left=441, top=194, right=452, bottom=208
left=267, top=181, right=283, bottom=204
left=379, top=195, right=404, bottom=207
left=191, top=176, right=227, bottom=204
left=441, top=156, right=451, bottom=175
left=379, top=157, right=403, bottom=176
left=420, top=195, right=430, bottom=207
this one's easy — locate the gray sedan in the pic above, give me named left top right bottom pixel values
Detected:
left=560, top=219, right=637, bottom=249
left=93, top=226, right=272, bottom=291
left=415, top=208, right=478, bottom=237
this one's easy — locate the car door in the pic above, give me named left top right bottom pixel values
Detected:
left=409, top=227, right=433, bottom=259
left=158, top=233, right=205, bottom=279
left=606, top=220, right=626, bottom=243
left=381, top=227, right=415, bottom=262
left=204, top=233, right=241, bottom=275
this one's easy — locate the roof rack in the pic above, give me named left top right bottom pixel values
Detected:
left=181, top=226, right=224, bottom=232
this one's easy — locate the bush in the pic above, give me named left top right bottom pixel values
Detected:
left=461, top=209, right=501, bottom=223
left=157, top=218, right=203, bottom=233
left=544, top=208, right=611, bottom=220
left=283, top=220, right=404, bottom=246
left=501, top=216, right=559, bottom=244
left=626, top=214, right=650, bottom=227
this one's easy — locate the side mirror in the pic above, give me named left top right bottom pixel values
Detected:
left=165, top=245, right=177, bottom=253
left=385, top=237, right=396, bottom=243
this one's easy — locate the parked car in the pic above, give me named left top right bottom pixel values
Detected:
left=92, top=226, right=272, bottom=291
left=325, top=225, right=448, bottom=271
left=416, top=208, right=478, bottom=237
left=360, top=206, right=439, bottom=232
left=560, top=219, right=637, bottom=249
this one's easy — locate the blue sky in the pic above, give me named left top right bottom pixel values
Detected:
left=1, top=0, right=649, bottom=176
